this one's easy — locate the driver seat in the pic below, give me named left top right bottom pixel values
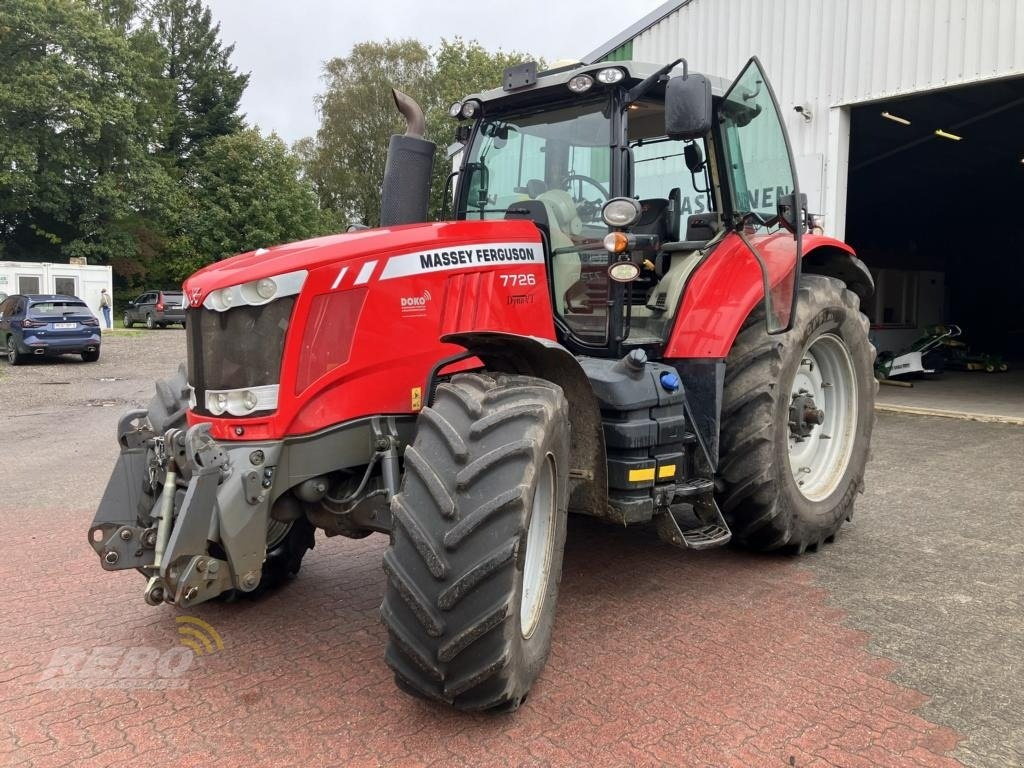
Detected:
left=536, top=190, right=583, bottom=313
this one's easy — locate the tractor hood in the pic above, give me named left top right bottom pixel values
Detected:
left=182, top=219, right=543, bottom=308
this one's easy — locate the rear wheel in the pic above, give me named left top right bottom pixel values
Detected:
left=382, top=372, right=570, bottom=711
left=145, top=314, right=155, bottom=329
left=6, top=336, right=24, bottom=366
left=123, top=312, right=133, bottom=328
left=142, top=364, right=314, bottom=594
left=81, top=349, right=100, bottom=363
left=717, top=275, right=875, bottom=552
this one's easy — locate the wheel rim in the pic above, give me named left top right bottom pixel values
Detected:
left=520, top=453, right=556, bottom=639
left=787, top=333, right=858, bottom=502
left=123, top=313, right=129, bottom=326
left=7, top=338, right=15, bottom=363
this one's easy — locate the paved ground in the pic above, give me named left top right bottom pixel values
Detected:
left=876, top=369, right=1024, bottom=423
left=0, top=331, right=1020, bottom=767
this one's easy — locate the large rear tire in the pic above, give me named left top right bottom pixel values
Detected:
left=717, top=275, right=876, bottom=552
left=142, top=364, right=314, bottom=594
left=382, top=372, right=570, bottom=712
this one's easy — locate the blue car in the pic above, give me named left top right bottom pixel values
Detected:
left=0, top=294, right=102, bottom=364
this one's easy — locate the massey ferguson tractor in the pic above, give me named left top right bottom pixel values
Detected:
left=90, top=57, right=875, bottom=711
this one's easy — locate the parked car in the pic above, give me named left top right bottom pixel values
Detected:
left=123, top=290, right=186, bottom=329
left=0, top=294, right=102, bottom=364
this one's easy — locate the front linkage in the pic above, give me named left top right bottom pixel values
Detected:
left=89, top=409, right=280, bottom=607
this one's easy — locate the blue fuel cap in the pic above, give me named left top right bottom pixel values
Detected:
left=660, top=371, right=681, bottom=392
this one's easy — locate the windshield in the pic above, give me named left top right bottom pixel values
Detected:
left=460, top=101, right=612, bottom=231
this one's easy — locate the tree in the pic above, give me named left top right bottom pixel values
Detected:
left=0, top=0, right=172, bottom=263
left=306, top=39, right=433, bottom=227
left=168, top=129, right=329, bottom=280
left=146, top=0, right=249, bottom=167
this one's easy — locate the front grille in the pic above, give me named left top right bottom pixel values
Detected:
left=186, top=297, right=296, bottom=415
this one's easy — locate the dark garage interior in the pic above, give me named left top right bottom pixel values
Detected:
left=845, top=76, right=1024, bottom=365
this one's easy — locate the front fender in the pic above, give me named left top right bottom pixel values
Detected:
left=441, top=331, right=607, bottom=517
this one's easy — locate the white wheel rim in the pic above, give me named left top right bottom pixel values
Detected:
left=788, top=333, right=858, bottom=501
left=520, top=453, right=556, bottom=639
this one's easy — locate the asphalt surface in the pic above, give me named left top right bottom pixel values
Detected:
left=0, top=330, right=1020, bottom=767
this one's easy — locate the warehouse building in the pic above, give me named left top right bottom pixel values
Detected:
left=586, top=0, right=1024, bottom=360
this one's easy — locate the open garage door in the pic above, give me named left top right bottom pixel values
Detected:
left=847, top=76, right=1024, bottom=359
left=845, top=77, right=1024, bottom=418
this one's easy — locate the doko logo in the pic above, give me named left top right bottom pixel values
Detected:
left=400, top=290, right=431, bottom=316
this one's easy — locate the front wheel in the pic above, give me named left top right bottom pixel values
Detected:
left=717, top=275, right=876, bottom=552
left=123, top=312, right=133, bottom=328
left=382, top=372, right=570, bottom=712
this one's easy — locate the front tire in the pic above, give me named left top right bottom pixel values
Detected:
left=123, top=312, right=133, bottom=328
left=382, top=372, right=570, bottom=711
left=717, top=275, right=876, bottom=552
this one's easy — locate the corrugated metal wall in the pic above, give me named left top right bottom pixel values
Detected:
left=628, top=0, right=1024, bottom=232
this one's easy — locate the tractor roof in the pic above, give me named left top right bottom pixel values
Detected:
left=461, top=60, right=729, bottom=112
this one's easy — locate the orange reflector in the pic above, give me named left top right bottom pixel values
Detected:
left=603, top=232, right=629, bottom=253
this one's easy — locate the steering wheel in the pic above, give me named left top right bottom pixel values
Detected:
left=566, top=173, right=610, bottom=223
left=566, top=173, right=610, bottom=200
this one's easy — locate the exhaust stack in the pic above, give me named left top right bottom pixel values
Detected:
left=379, top=89, right=436, bottom=227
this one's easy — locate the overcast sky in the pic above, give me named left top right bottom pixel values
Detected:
left=203, top=0, right=666, bottom=145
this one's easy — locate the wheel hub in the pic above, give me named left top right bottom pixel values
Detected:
left=789, top=392, right=824, bottom=441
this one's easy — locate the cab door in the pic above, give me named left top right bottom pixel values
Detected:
left=718, top=57, right=805, bottom=333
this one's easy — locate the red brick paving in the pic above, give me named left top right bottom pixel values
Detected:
left=0, top=509, right=961, bottom=767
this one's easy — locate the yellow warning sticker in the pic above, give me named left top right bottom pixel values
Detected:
left=658, top=464, right=677, bottom=479
left=411, top=387, right=422, bottom=411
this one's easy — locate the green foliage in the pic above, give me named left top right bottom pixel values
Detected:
left=169, top=129, right=328, bottom=280
left=303, top=38, right=539, bottom=227
left=0, top=0, right=170, bottom=263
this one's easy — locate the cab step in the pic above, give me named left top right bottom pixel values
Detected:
left=655, top=493, right=732, bottom=550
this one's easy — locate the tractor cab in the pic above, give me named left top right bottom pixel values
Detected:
left=450, top=59, right=805, bottom=357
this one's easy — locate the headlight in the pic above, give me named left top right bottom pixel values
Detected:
left=568, top=74, right=593, bottom=93
left=448, top=101, right=463, bottom=118
left=202, top=269, right=307, bottom=312
left=601, top=197, right=643, bottom=228
left=460, top=100, right=480, bottom=119
left=596, top=67, right=624, bottom=84
left=205, top=385, right=279, bottom=417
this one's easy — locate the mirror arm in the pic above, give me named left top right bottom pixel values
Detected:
left=625, top=58, right=686, bottom=105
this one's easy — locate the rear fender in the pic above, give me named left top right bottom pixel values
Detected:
left=665, top=233, right=869, bottom=359
left=441, top=331, right=607, bottom=517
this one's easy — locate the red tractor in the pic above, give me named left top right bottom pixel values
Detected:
left=90, top=57, right=875, bottom=711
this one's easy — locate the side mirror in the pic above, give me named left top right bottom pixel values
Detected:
left=665, top=74, right=712, bottom=140
left=683, top=143, right=704, bottom=172
left=777, top=193, right=807, bottom=234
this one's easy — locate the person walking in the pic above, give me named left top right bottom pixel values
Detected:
left=99, top=288, right=112, bottom=329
